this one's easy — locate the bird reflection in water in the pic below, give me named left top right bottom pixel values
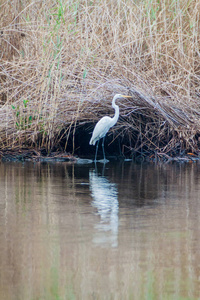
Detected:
left=89, top=168, right=119, bottom=247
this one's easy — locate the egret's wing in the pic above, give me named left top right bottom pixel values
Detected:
left=90, top=116, right=112, bottom=145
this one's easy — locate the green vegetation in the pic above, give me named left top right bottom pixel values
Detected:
left=11, top=99, right=33, bottom=129
left=1, top=0, right=200, bottom=157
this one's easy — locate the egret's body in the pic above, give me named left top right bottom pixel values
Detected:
left=89, top=94, right=130, bottom=162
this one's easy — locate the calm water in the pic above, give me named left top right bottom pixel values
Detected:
left=0, top=161, right=200, bottom=299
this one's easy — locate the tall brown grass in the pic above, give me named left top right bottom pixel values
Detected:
left=1, top=0, right=200, bottom=156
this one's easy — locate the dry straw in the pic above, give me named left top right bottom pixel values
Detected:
left=1, top=0, right=200, bottom=157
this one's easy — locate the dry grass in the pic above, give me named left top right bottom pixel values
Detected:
left=1, top=0, right=200, bottom=156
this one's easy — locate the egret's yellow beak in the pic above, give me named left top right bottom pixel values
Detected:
left=121, top=95, right=132, bottom=98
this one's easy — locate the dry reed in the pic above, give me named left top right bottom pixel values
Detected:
left=1, top=0, right=200, bottom=157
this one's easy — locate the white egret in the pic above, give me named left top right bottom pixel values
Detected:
left=89, top=94, right=132, bottom=162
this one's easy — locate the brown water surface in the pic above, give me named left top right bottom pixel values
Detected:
left=0, top=161, right=200, bottom=299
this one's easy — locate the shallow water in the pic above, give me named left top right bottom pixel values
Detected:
left=0, top=161, right=200, bottom=299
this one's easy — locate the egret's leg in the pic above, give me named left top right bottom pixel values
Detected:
left=102, top=136, right=106, bottom=160
left=95, top=140, right=100, bottom=162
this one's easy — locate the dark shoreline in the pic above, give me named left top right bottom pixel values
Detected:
left=0, top=149, right=199, bottom=163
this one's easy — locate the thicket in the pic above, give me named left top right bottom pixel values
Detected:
left=1, top=0, right=200, bottom=158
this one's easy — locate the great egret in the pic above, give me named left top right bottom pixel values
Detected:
left=89, top=94, right=131, bottom=162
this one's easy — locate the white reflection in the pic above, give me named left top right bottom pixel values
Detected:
left=89, top=169, right=119, bottom=247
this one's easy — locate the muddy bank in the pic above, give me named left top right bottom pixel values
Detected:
left=0, top=146, right=199, bottom=164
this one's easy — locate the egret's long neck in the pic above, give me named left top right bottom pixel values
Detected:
left=110, top=98, right=119, bottom=127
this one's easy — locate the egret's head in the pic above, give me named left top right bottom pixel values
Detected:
left=112, top=94, right=132, bottom=104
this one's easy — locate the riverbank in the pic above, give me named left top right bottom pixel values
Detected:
left=0, top=147, right=199, bottom=164
left=1, top=1, right=200, bottom=159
